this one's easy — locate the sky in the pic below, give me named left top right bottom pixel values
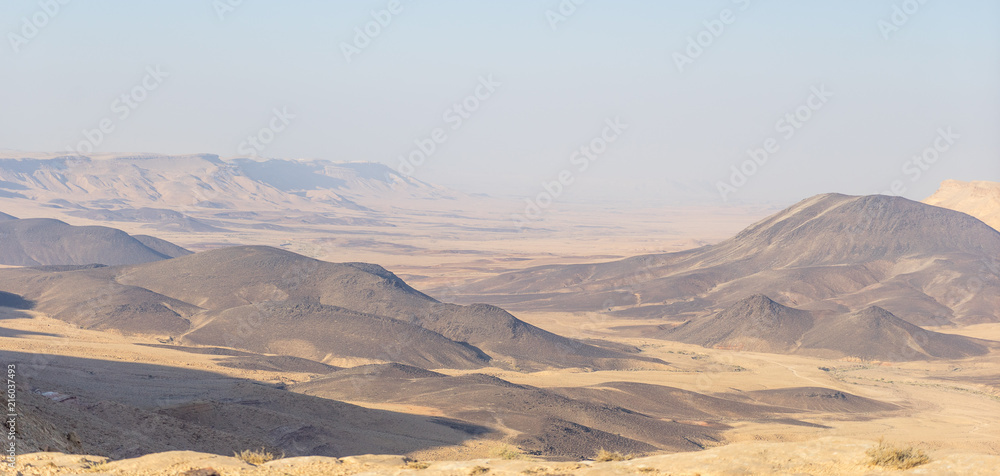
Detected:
left=1, top=0, right=998, bottom=205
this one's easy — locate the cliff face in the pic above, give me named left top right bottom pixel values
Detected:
left=924, top=179, right=1000, bottom=231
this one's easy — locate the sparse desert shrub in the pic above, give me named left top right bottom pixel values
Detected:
left=469, top=465, right=490, bottom=475
left=404, top=459, right=431, bottom=469
left=865, top=438, right=929, bottom=469
left=490, top=444, right=523, bottom=460
left=521, top=463, right=581, bottom=475
left=521, top=467, right=576, bottom=475
left=234, top=447, right=282, bottom=465
left=180, top=468, right=222, bottom=476
left=594, top=448, right=633, bottom=462
left=82, top=460, right=112, bottom=472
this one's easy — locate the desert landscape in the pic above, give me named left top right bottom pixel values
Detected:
left=3, top=2, right=999, bottom=474
left=0, top=153, right=998, bottom=475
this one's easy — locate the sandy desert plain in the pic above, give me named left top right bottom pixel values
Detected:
left=0, top=155, right=999, bottom=475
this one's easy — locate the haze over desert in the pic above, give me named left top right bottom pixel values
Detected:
left=2, top=2, right=999, bottom=475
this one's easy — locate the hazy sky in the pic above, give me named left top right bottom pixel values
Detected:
left=2, top=0, right=998, bottom=205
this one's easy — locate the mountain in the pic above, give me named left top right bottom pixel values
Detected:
left=0, top=246, right=661, bottom=370
left=0, top=153, right=483, bottom=236
left=801, top=306, right=989, bottom=361
left=924, top=180, right=1000, bottom=231
left=452, top=194, right=1000, bottom=325
left=0, top=217, right=192, bottom=266
left=664, top=295, right=813, bottom=353
left=0, top=154, right=458, bottom=213
left=131, top=234, right=195, bottom=258
left=730, top=387, right=900, bottom=413
left=186, top=300, right=491, bottom=369
left=656, top=295, right=989, bottom=361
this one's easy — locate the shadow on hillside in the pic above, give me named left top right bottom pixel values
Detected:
left=0, top=349, right=493, bottom=459
left=0, top=291, right=34, bottom=309
left=0, top=303, right=59, bottom=338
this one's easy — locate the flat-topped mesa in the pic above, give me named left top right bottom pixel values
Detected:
left=0, top=154, right=454, bottom=211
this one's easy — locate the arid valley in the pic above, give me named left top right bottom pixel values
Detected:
left=0, top=154, right=998, bottom=475
left=3, top=2, right=999, bottom=474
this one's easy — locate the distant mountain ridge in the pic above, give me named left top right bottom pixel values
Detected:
left=0, top=153, right=459, bottom=213
left=0, top=215, right=191, bottom=266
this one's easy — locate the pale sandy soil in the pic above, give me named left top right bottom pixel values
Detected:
left=13, top=437, right=1000, bottom=475
left=934, top=322, right=1000, bottom=341
left=0, top=309, right=323, bottom=386
left=495, top=311, right=1000, bottom=454
left=1, top=308, right=998, bottom=474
